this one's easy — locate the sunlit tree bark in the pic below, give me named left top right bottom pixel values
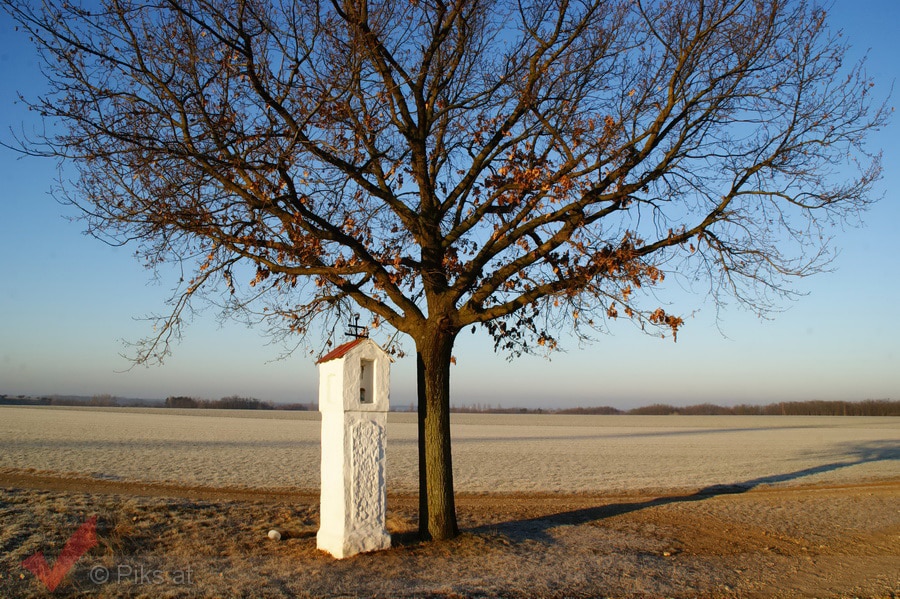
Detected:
left=3, top=0, right=887, bottom=540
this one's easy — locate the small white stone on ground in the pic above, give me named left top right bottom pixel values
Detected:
left=268, top=529, right=281, bottom=541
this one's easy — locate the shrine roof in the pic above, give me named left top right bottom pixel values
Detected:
left=316, top=338, right=368, bottom=364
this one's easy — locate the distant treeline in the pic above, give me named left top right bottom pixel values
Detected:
left=164, top=396, right=315, bottom=410
left=622, top=400, right=900, bottom=416
left=0, top=394, right=151, bottom=407
left=0, top=394, right=311, bottom=411
left=451, top=399, right=900, bottom=417
left=3, top=394, right=897, bottom=416
left=164, top=395, right=272, bottom=410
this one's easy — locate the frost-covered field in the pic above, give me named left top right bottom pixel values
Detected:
left=1, top=406, right=897, bottom=493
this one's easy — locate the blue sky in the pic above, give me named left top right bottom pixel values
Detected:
left=1, top=1, right=898, bottom=409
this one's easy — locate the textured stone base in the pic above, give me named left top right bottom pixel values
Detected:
left=317, top=529, right=391, bottom=559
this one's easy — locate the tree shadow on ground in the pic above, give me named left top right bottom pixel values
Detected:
left=476, top=441, right=899, bottom=544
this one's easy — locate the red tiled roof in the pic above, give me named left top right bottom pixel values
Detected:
left=316, top=338, right=367, bottom=364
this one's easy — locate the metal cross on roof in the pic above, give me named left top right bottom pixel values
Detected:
left=345, top=314, right=369, bottom=339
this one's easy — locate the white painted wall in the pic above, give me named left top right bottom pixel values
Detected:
left=317, top=339, right=391, bottom=558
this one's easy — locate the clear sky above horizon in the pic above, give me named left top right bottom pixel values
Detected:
left=1, top=1, right=898, bottom=410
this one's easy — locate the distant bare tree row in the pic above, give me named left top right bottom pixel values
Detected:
left=453, top=399, right=900, bottom=417
left=3, top=395, right=895, bottom=415
left=0, top=394, right=125, bottom=407
left=0, top=394, right=900, bottom=416
left=623, top=400, right=900, bottom=416
left=729, top=400, right=899, bottom=417
left=0, top=394, right=309, bottom=410
left=164, top=395, right=276, bottom=410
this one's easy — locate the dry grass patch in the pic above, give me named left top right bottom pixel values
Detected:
left=2, top=483, right=898, bottom=598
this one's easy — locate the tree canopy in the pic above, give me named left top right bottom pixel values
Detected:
left=4, top=0, right=888, bottom=539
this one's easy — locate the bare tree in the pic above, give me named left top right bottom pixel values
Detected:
left=3, top=0, right=887, bottom=540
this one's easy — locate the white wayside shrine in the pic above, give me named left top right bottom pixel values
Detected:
left=316, top=337, right=391, bottom=558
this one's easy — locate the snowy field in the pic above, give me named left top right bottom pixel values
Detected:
left=1, top=406, right=897, bottom=494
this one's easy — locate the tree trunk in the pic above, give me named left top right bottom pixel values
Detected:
left=415, top=329, right=460, bottom=541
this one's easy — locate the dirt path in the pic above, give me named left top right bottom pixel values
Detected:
left=1, top=469, right=898, bottom=598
